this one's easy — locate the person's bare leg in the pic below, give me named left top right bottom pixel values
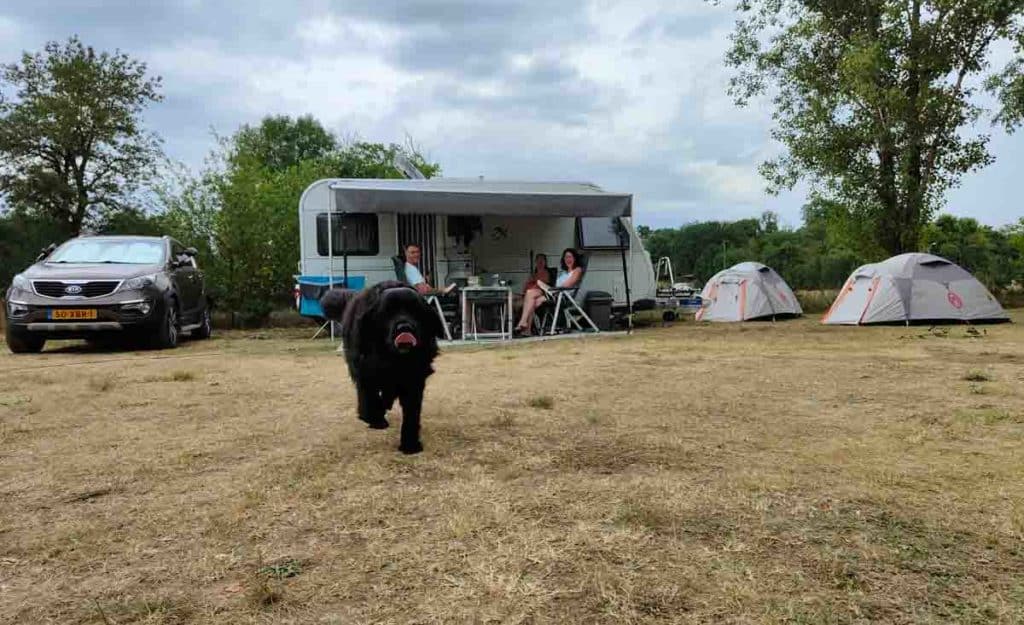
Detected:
left=517, top=289, right=543, bottom=330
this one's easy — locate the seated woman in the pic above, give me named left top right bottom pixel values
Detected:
left=515, top=248, right=583, bottom=335
left=513, top=253, right=551, bottom=318
left=522, top=253, right=551, bottom=295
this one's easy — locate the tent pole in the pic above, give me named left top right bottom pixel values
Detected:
left=617, top=217, right=633, bottom=334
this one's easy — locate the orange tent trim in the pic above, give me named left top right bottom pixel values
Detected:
left=857, top=276, right=882, bottom=324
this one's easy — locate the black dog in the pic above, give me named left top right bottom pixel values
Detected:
left=320, top=281, right=440, bottom=454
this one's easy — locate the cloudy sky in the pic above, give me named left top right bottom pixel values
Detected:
left=1, top=1, right=1020, bottom=229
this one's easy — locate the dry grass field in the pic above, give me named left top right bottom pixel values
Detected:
left=2, top=314, right=1023, bottom=624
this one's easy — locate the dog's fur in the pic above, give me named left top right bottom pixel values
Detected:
left=320, top=281, right=440, bottom=454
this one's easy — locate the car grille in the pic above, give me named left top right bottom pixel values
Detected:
left=33, top=280, right=121, bottom=298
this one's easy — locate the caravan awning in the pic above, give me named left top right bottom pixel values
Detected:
left=329, top=179, right=632, bottom=218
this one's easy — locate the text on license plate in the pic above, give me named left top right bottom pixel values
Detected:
left=50, top=309, right=97, bottom=320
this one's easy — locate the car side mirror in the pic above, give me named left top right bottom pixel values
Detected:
left=184, top=247, right=198, bottom=257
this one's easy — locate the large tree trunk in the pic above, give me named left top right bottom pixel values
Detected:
left=71, top=162, right=88, bottom=236
left=900, top=0, right=925, bottom=256
left=875, top=147, right=901, bottom=255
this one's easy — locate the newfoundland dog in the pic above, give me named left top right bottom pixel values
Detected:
left=320, top=281, right=440, bottom=454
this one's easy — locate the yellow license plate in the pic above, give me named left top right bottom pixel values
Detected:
left=50, top=309, right=97, bottom=320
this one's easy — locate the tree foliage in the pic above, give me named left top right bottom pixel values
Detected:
left=922, top=213, right=1024, bottom=289
left=154, top=117, right=441, bottom=324
left=0, top=37, right=163, bottom=235
left=642, top=211, right=863, bottom=291
left=726, top=0, right=1024, bottom=255
left=230, top=114, right=337, bottom=172
left=640, top=210, right=1022, bottom=297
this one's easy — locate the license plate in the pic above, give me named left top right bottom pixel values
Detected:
left=49, top=309, right=97, bottom=320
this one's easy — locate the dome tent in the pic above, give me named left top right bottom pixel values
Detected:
left=821, top=253, right=1008, bottom=325
left=695, top=262, right=802, bottom=322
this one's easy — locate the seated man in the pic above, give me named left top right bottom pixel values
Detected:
left=404, top=244, right=456, bottom=296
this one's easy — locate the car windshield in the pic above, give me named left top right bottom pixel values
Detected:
left=48, top=239, right=166, bottom=265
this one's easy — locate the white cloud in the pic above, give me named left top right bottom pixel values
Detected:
left=7, top=0, right=1018, bottom=228
left=678, top=160, right=765, bottom=205
left=147, top=36, right=415, bottom=123
left=294, top=14, right=403, bottom=51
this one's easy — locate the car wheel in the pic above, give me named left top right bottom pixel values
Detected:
left=150, top=302, right=180, bottom=349
left=192, top=306, right=212, bottom=340
left=5, top=325, right=45, bottom=354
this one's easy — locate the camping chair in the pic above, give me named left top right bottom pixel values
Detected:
left=533, top=254, right=600, bottom=335
left=391, top=256, right=455, bottom=340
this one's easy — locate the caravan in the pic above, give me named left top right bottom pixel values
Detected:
left=295, top=178, right=656, bottom=328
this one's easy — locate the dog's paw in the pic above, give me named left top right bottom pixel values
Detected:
left=399, top=440, right=423, bottom=454
left=367, top=418, right=390, bottom=430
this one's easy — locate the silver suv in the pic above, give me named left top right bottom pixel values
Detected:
left=5, top=235, right=212, bottom=353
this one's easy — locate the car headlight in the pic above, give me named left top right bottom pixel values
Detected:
left=11, top=273, right=29, bottom=291
left=119, top=300, right=153, bottom=315
left=7, top=301, right=30, bottom=317
left=120, top=274, right=159, bottom=291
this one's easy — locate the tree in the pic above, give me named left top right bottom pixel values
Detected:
left=922, top=214, right=1023, bottom=289
left=230, top=115, right=337, bottom=172
left=0, top=37, right=163, bottom=235
left=153, top=116, right=442, bottom=325
left=726, top=1, right=1024, bottom=255
left=0, top=209, right=66, bottom=292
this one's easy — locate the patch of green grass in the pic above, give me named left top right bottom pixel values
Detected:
left=527, top=395, right=554, bottom=410
left=963, top=370, right=992, bottom=382
left=0, top=395, right=31, bottom=407
left=954, top=408, right=1020, bottom=425
left=258, top=559, right=303, bottom=579
left=247, top=552, right=287, bottom=609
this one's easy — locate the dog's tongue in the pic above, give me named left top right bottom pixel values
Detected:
left=394, top=332, right=418, bottom=348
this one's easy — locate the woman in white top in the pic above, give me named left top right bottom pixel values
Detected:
left=514, top=248, right=583, bottom=335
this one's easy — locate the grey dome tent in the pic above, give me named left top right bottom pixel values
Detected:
left=821, top=253, right=1007, bottom=325
left=695, top=262, right=802, bottom=322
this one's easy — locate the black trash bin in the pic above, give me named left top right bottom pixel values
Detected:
left=584, top=290, right=614, bottom=331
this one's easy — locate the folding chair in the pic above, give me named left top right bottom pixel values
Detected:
left=391, top=256, right=455, bottom=340
left=533, top=255, right=600, bottom=335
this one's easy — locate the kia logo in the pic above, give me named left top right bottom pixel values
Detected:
left=64, top=284, right=83, bottom=295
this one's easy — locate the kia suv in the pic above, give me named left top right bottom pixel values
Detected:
left=4, top=235, right=212, bottom=353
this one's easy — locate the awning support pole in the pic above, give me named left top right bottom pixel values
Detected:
left=617, top=217, right=633, bottom=334
left=326, top=200, right=334, bottom=341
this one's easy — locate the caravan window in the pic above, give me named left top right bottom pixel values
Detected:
left=316, top=213, right=379, bottom=256
left=577, top=217, right=626, bottom=250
